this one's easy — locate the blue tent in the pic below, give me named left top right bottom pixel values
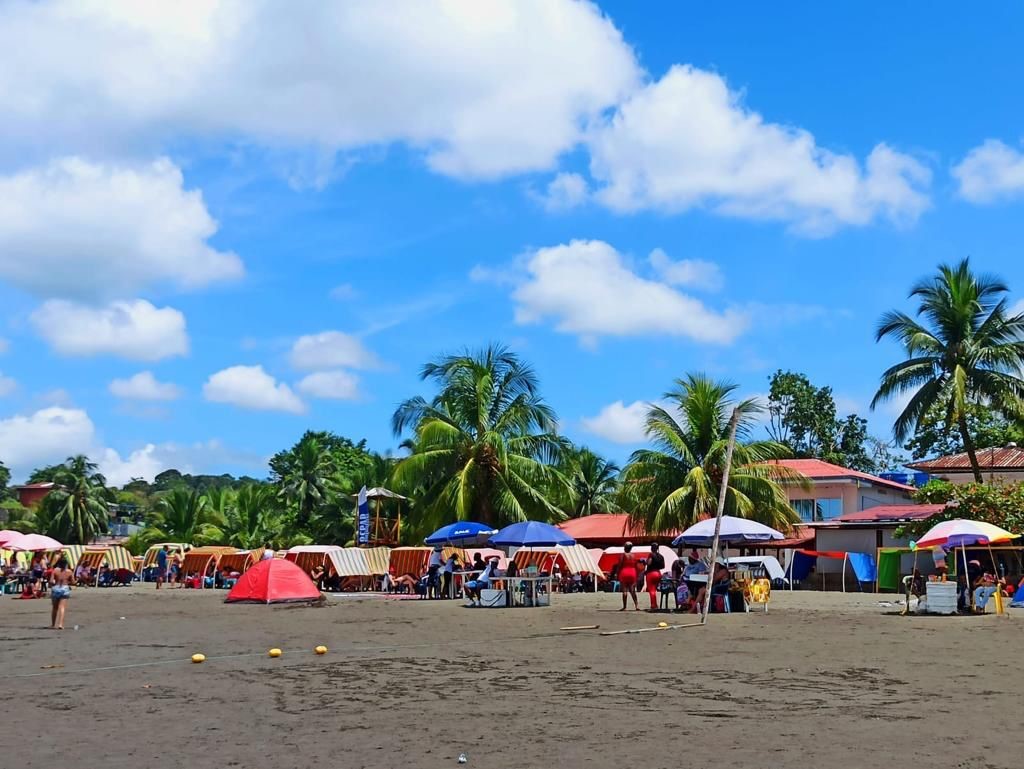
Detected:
left=424, top=522, right=497, bottom=545
left=490, top=521, right=575, bottom=547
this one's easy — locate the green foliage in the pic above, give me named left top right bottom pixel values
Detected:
left=122, top=528, right=161, bottom=556
left=392, top=344, right=567, bottom=532
left=622, top=374, right=803, bottom=533
left=767, top=369, right=896, bottom=473
left=221, top=483, right=290, bottom=549
left=873, top=258, right=1024, bottom=481
left=149, top=488, right=224, bottom=545
left=559, top=446, right=621, bottom=518
left=0, top=461, right=10, bottom=500
left=899, top=480, right=1024, bottom=538
left=26, top=463, right=67, bottom=484
left=37, top=455, right=113, bottom=544
left=904, top=400, right=1024, bottom=460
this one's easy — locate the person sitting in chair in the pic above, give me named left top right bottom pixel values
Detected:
left=464, top=557, right=499, bottom=607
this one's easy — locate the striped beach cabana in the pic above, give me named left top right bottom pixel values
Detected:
left=141, top=543, right=188, bottom=571
left=61, top=544, right=88, bottom=570
left=286, top=545, right=343, bottom=577
left=216, top=549, right=260, bottom=575
left=329, top=548, right=372, bottom=577
left=388, top=546, right=462, bottom=578
left=180, top=546, right=237, bottom=587
left=361, top=546, right=392, bottom=576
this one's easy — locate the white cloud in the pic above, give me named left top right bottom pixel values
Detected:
left=0, top=157, right=242, bottom=300
left=0, top=373, right=16, bottom=397
left=99, top=440, right=267, bottom=487
left=329, top=283, right=358, bottom=301
left=0, top=407, right=96, bottom=476
left=109, top=371, right=182, bottom=401
left=580, top=400, right=649, bottom=444
left=296, top=370, right=360, bottom=401
left=203, top=365, right=305, bottom=414
left=289, top=331, right=381, bottom=371
left=952, top=139, right=1024, bottom=204
left=31, top=299, right=188, bottom=361
left=0, top=1, right=640, bottom=180
left=648, top=248, right=723, bottom=291
left=511, top=240, right=747, bottom=344
left=537, top=172, right=589, bottom=211
left=587, top=66, right=931, bottom=235
left=0, top=338, right=9, bottom=354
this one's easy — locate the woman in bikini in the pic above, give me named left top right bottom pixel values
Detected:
left=618, top=541, right=640, bottom=611
left=49, top=556, right=74, bottom=630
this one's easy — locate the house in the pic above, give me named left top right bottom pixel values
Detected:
left=768, top=458, right=917, bottom=523
left=556, top=513, right=671, bottom=547
left=907, top=444, right=1024, bottom=485
left=15, top=482, right=57, bottom=508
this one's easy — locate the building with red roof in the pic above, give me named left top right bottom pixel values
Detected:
left=556, top=513, right=676, bottom=547
left=908, top=444, right=1024, bottom=485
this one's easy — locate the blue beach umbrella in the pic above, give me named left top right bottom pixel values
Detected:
left=424, top=521, right=499, bottom=546
left=489, top=521, right=576, bottom=548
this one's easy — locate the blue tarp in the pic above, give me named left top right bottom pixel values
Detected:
left=789, top=551, right=815, bottom=581
left=848, top=552, right=877, bottom=583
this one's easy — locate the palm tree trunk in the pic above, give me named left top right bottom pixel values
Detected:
left=958, top=413, right=984, bottom=483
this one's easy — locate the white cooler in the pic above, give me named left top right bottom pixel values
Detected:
left=925, top=581, right=958, bottom=615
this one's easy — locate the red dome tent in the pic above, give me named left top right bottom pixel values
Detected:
left=224, top=558, right=321, bottom=604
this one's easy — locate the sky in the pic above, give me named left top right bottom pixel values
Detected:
left=1, top=1, right=1024, bottom=485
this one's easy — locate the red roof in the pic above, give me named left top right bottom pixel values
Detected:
left=556, top=514, right=677, bottom=545
left=766, top=459, right=915, bottom=492
left=15, top=482, right=56, bottom=490
left=908, top=446, right=1024, bottom=473
left=766, top=525, right=815, bottom=548
left=835, top=504, right=945, bottom=523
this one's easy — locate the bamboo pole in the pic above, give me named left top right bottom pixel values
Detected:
left=701, top=408, right=741, bottom=624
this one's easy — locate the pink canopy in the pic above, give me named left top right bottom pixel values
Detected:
left=5, top=532, right=63, bottom=552
left=0, top=529, right=22, bottom=546
left=915, top=519, right=1018, bottom=549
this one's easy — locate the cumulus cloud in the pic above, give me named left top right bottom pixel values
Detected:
left=0, top=407, right=96, bottom=476
left=537, top=172, right=589, bottom=211
left=203, top=365, right=305, bottom=414
left=296, top=370, right=360, bottom=400
left=952, top=139, right=1024, bottom=204
left=587, top=66, right=931, bottom=235
left=648, top=248, right=723, bottom=291
left=0, top=157, right=242, bottom=300
left=510, top=240, right=747, bottom=344
left=30, top=299, right=188, bottom=361
left=97, top=439, right=266, bottom=487
left=580, top=400, right=649, bottom=444
left=289, top=331, right=381, bottom=371
left=0, top=1, right=639, bottom=180
left=109, top=371, right=182, bottom=401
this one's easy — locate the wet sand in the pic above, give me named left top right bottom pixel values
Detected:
left=1, top=587, right=1019, bottom=768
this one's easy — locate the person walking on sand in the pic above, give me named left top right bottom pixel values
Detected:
left=644, top=542, right=666, bottom=611
left=156, top=545, right=168, bottom=590
left=49, top=556, right=73, bottom=630
left=617, top=542, right=640, bottom=611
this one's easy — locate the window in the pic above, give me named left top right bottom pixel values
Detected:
left=792, top=498, right=843, bottom=522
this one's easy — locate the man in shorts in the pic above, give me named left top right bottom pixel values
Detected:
left=156, top=545, right=169, bottom=590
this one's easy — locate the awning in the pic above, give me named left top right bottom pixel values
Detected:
left=328, top=548, right=372, bottom=577
left=362, top=546, right=392, bottom=575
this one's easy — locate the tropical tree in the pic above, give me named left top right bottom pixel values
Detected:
left=392, top=345, right=567, bottom=530
left=36, top=455, right=113, bottom=544
left=560, top=446, right=621, bottom=518
left=150, top=488, right=223, bottom=544
left=273, top=435, right=339, bottom=530
left=221, top=483, right=287, bottom=549
left=621, top=374, right=803, bottom=533
left=871, top=259, right=1024, bottom=482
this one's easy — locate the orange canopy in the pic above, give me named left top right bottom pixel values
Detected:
left=557, top=514, right=677, bottom=546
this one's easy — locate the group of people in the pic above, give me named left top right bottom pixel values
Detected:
left=612, top=542, right=733, bottom=614
left=0, top=551, right=51, bottom=597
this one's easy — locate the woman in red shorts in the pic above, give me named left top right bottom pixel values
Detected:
left=617, top=541, right=640, bottom=611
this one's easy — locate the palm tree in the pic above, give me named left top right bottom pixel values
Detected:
left=221, top=483, right=285, bottom=549
left=392, top=344, right=567, bottom=530
left=561, top=447, right=621, bottom=518
left=37, top=455, right=113, bottom=544
left=276, top=435, right=338, bottom=530
left=151, top=488, right=223, bottom=544
left=871, top=259, right=1024, bottom=482
left=621, top=374, right=802, bottom=533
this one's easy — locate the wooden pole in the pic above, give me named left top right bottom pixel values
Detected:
left=701, top=408, right=741, bottom=624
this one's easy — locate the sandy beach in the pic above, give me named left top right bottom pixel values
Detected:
left=2, top=588, right=1020, bottom=769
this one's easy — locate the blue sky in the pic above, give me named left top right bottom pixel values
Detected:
left=1, top=1, right=1023, bottom=484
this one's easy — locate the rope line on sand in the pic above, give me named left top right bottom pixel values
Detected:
left=0, top=630, right=587, bottom=679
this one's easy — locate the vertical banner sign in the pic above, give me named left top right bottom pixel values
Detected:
left=357, top=486, right=370, bottom=545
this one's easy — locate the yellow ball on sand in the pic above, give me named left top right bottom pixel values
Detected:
left=314, top=645, right=327, bottom=655
left=658, top=622, right=668, bottom=628
left=268, top=648, right=282, bottom=658
left=191, top=653, right=206, bottom=664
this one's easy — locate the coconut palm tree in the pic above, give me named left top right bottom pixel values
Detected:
left=872, top=258, right=1024, bottom=482
left=37, top=455, right=113, bottom=544
left=621, top=374, right=802, bottom=534
left=392, top=344, right=567, bottom=529
left=221, top=483, right=286, bottom=549
left=150, top=488, right=223, bottom=544
left=561, top=447, right=621, bottom=518
left=276, top=435, right=338, bottom=530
